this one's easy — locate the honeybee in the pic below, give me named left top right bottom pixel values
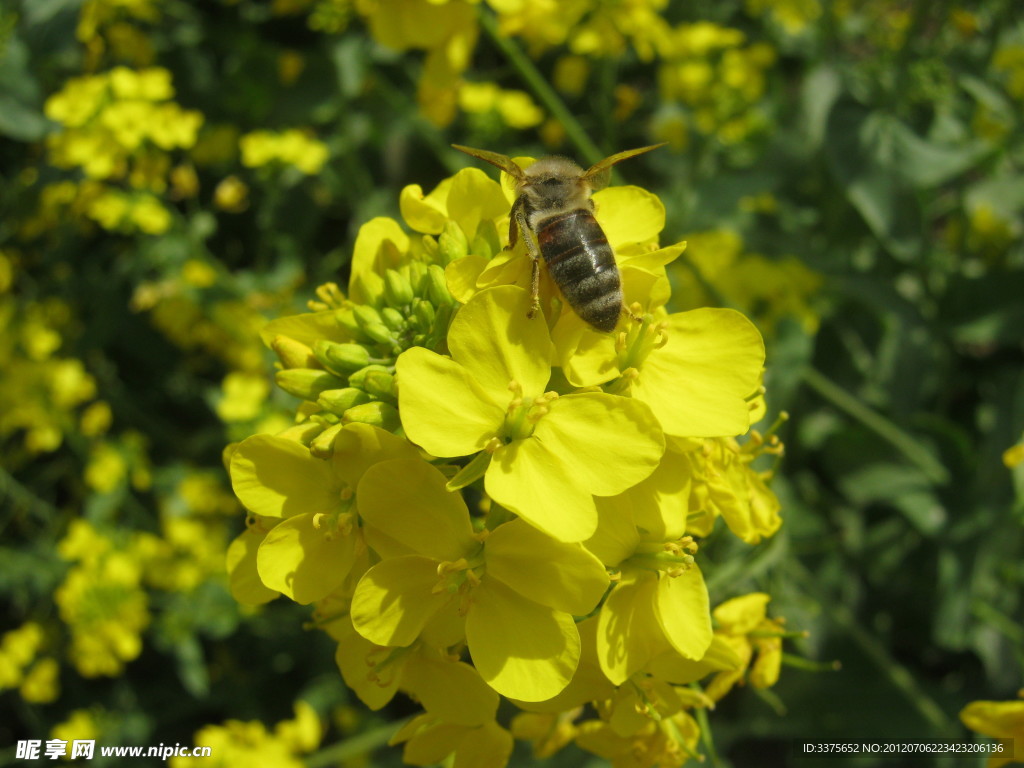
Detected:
left=452, top=143, right=666, bottom=333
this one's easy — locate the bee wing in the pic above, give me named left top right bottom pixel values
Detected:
left=452, top=145, right=526, bottom=184
left=580, top=143, right=667, bottom=190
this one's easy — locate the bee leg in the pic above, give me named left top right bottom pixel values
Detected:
left=512, top=202, right=543, bottom=319
left=621, top=304, right=644, bottom=323
left=529, top=257, right=541, bottom=318
left=506, top=207, right=518, bottom=250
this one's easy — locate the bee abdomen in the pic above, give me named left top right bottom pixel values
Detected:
left=537, top=210, right=623, bottom=333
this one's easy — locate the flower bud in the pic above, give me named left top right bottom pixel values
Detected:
left=421, top=235, right=439, bottom=261
left=317, top=387, right=371, bottom=416
left=312, top=340, right=370, bottom=375
left=362, top=370, right=397, bottom=402
left=271, top=335, right=321, bottom=369
left=275, top=369, right=345, bottom=401
left=412, top=298, right=435, bottom=328
left=472, top=219, right=500, bottom=260
left=438, top=220, right=469, bottom=264
left=405, top=261, right=428, bottom=294
left=352, top=305, right=395, bottom=345
left=276, top=421, right=327, bottom=445
left=347, top=364, right=392, bottom=390
left=342, top=401, right=401, bottom=432
left=380, top=307, right=406, bottom=333
left=335, top=308, right=368, bottom=341
left=310, top=422, right=344, bottom=459
left=426, top=264, right=453, bottom=307
left=383, top=269, right=415, bottom=308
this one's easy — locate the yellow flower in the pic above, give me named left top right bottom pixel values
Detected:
left=239, top=129, right=329, bottom=174
left=20, top=657, right=60, bottom=703
left=55, top=524, right=150, bottom=678
left=334, top=620, right=499, bottom=725
left=392, top=714, right=513, bottom=768
left=960, top=698, right=1024, bottom=768
left=171, top=701, right=322, bottom=768
left=1005, top=438, right=1024, bottom=469
left=350, top=457, right=609, bottom=701
left=229, top=423, right=420, bottom=604
left=704, top=592, right=786, bottom=700
left=575, top=710, right=700, bottom=768
left=585, top=449, right=713, bottom=683
left=397, top=285, right=665, bottom=542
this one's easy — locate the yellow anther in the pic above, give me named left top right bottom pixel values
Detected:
left=484, top=437, right=503, bottom=454
left=527, top=406, right=549, bottom=422
left=312, top=512, right=326, bottom=530
left=616, top=331, right=628, bottom=352
left=507, top=379, right=523, bottom=396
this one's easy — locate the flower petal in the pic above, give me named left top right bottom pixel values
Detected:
left=485, top=439, right=597, bottom=543
left=396, top=347, right=503, bottom=457
left=627, top=444, right=693, bottom=541
left=230, top=434, right=340, bottom=518
left=593, top=186, right=664, bottom=248
left=259, top=310, right=350, bottom=348
left=596, top=572, right=670, bottom=685
left=534, top=393, right=664, bottom=496
left=350, top=555, right=452, bottom=647
left=256, top=512, right=356, bottom=604
left=655, top=565, right=712, bottom=660
left=466, top=577, right=580, bottom=701
left=350, top=216, right=410, bottom=304
left=226, top=527, right=279, bottom=605
left=634, top=308, right=764, bottom=437
left=329, top=422, right=421, bottom=487
left=402, top=652, right=499, bottom=727
left=485, top=519, right=609, bottom=615
left=448, top=285, right=552, bottom=398
left=588, top=493, right=642, bottom=568
left=400, top=178, right=453, bottom=234
left=358, top=458, right=477, bottom=561
left=445, top=168, right=511, bottom=243
left=713, top=592, right=770, bottom=634
left=453, top=722, right=514, bottom=768
left=446, top=255, right=489, bottom=304
left=551, top=313, right=619, bottom=388
left=620, top=240, right=687, bottom=271
left=334, top=615, right=399, bottom=711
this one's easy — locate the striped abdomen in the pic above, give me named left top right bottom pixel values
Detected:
left=536, top=208, right=622, bottom=333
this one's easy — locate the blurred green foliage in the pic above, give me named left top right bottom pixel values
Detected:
left=1, top=0, right=1022, bottom=765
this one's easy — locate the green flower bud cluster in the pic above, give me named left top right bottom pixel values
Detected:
left=267, top=259, right=456, bottom=448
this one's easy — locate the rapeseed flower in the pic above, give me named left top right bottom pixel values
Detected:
left=960, top=697, right=1024, bottom=768
left=351, top=457, right=610, bottom=700
left=224, top=154, right=788, bottom=765
left=397, top=285, right=665, bottom=542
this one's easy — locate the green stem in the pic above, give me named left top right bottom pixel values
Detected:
left=690, top=688, right=721, bottom=767
left=304, top=717, right=411, bottom=768
left=780, top=652, right=841, bottom=673
left=477, top=10, right=603, bottom=165
left=801, top=366, right=950, bottom=485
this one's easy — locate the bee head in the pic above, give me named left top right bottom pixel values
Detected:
left=521, top=156, right=591, bottom=210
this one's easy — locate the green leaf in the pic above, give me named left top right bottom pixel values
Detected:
left=825, top=100, right=922, bottom=260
